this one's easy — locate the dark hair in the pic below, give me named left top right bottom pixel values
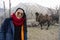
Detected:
left=15, top=8, right=26, bottom=18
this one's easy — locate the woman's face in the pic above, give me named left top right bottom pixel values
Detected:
left=15, top=9, right=24, bottom=19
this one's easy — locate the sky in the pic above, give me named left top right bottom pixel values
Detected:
left=0, top=0, right=60, bottom=9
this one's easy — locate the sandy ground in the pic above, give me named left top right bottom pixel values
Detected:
left=27, top=25, right=60, bottom=40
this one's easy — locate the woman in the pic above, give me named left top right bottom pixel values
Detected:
left=0, top=8, right=27, bottom=40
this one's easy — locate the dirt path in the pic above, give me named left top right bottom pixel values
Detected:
left=27, top=25, right=59, bottom=40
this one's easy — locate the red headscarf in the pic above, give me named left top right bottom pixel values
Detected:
left=11, top=13, right=25, bottom=27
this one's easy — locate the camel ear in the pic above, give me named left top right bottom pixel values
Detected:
left=35, top=12, right=39, bottom=16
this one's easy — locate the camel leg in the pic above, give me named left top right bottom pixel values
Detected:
left=46, top=21, right=50, bottom=30
left=40, top=23, right=43, bottom=30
